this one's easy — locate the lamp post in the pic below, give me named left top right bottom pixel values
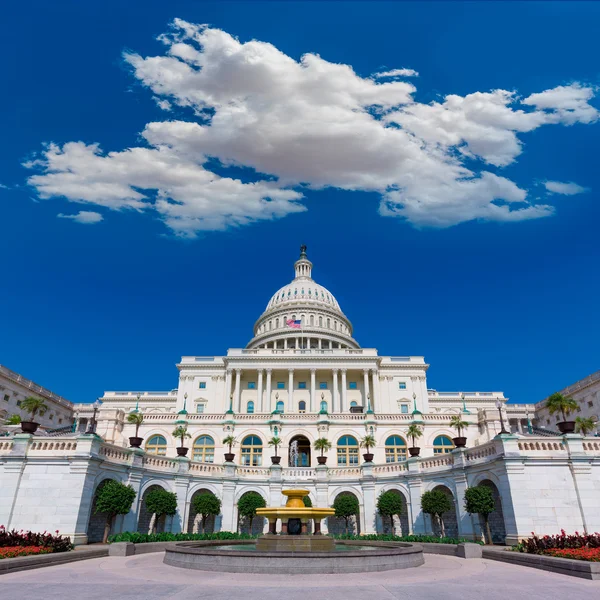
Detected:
left=495, top=399, right=509, bottom=435
left=86, top=399, right=102, bottom=435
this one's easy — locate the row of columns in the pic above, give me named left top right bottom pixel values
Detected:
left=225, top=368, right=380, bottom=413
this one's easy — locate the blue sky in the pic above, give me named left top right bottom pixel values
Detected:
left=1, top=1, right=599, bottom=405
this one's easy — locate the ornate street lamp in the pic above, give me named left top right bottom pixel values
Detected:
left=86, top=399, right=102, bottom=435
left=495, top=399, right=509, bottom=435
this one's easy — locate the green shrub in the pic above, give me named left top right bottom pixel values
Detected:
left=331, top=533, right=483, bottom=545
left=108, top=531, right=257, bottom=544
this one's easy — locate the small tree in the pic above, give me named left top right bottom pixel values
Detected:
left=95, top=480, right=136, bottom=543
left=546, top=392, right=578, bottom=422
left=360, top=435, right=376, bottom=453
left=421, top=490, right=453, bottom=537
left=126, top=411, right=144, bottom=437
left=377, top=490, right=403, bottom=535
left=192, top=492, right=222, bottom=533
left=406, top=424, right=423, bottom=447
left=20, top=396, right=48, bottom=422
left=575, top=416, right=596, bottom=436
left=333, top=494, right=359, bottom=535
left=172, top=425, right=191, bottom=448
left=5, top=414, right=21, bottom=425
left=268, top=436, right=282, bottom=456
left=145, top=488, right=178, bottom=533
left=314, top=437, right=332, bottom=457
left=464, top=485, right=496, bottom=544
left=237, top=492, right=266, bottom=533
left=223, top=435, right=237, bottom=453
left=303, top=495, right=312, bottom=507
left=449, top=415, right=469, bottom=437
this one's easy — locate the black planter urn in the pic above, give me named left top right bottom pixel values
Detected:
left=362, top=452, right=374, bottom=463
left=129, top=436, right=143, bottom=448
left=20, top=421, right=39, bottom=434
left=224, top=452, right=235, bottom=462
left=317, top=456, right=328, bottom=465
left=271, top=456, right=281, bottom=465
left=452, top=436, right=467, bottom=448
left=557, top=421, right=576, bottom=434
left=176, top=447, right=189, bottom=457
left=408, top=447, right=421, bottom=457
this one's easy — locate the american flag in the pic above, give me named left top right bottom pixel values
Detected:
left=286, top=319, right=302, bottom=329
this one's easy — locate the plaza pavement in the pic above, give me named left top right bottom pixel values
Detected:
left=1, top=552, right=598, bottom=599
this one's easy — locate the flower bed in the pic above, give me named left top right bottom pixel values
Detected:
left=0, top=546, right=53, bottom=559
left=108, top=531, right=257, bottom=544
left=332, top=534, right=483, bottom=545
left=544, top=548, right=600, bottom=562
left=0, top=525, right=73, bottom=553
left=514, top=530, right=600, bottom=557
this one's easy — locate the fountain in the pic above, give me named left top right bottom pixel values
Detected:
left=163, top=488, right=425, bottom=573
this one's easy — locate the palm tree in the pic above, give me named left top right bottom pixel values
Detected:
left=360, top=435, right=376, bottom=453
left=314, top=438, right=332, bottom=456
left=172, top=425, right=191, bottom=456
left=20, top=396, right=48, bottom=422
left=575, top=416, right=596, bottom=437
left=407, top=424, right=423, bottom=447
left=546, top=392, right=578, bottom=423
left=223, top=435, right=237, bottom=454
left=5, top=414, right=21, bottom=425
left=268, top=436, right=282, bottom=455
left=449, top=415, right=469, bottom=437
left=126, top=411, right=144, bottom=437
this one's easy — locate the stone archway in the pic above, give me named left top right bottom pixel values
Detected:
left=327, top=492, right=361, bottom=536
left=87, top=479, right=116, bottom=543
left=137, top=485, right=167, bottom=534
left=479, top=480, right=506, bottom=544
left=431, top=485, right=458, bottom=538
left=377, top=489, right=410, bottom=537
left=289, top=434, right=311, bottom=467
left=237, top=491, right=267, bottom=535
left=187, top=488, right=219, bottom=534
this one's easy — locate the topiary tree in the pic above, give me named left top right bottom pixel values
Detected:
left=145, top=488, right=178, bottom=534
left=377, top=490, right=403, bottom=535
left=421, top=490, right=453, bottom=537
left=333, top=494, right=359, bottom=535
left=94, top=480, right=137, bottom=543
left=237, top=492, right=266, bottom=533
left=464, top=485, right=496, bottom=544
left=546, top=392, right=578, bottom=423
left=192, top=492, right=222, bottom=533
left=20, top=396, right=48, bottom=422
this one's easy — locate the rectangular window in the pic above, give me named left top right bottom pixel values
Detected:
left=398, top=382, right=407, bottom=390
left=247, top=382, right=256, bottom=389
left=196, top=404, right=205, bottom=413
left=199, top=382, right=206, bottom=389
left=588, top=400, right=594, bottom=408
left=277, top=382, right=285, bottom=389
left=349, top=382, right=357, bottom=389
left=319, top=382, right=327, bottom=389
left=3, top=394, right=9, bottom=402
left=298, top=382, right=307, bottom=389
left=49, top=414, right=54, bottom=420
left=401, top=404, right=409, bottom=414
left=16, top=400, right=22, bottom=407
left=58, top=418, right=63, bottom=424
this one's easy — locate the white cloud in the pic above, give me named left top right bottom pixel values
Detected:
left=375, top=68, right=419, bottom=78
left=26, top=19, right=599, bottom=236
left=57, top=210, right=104, bottom=224
left=544, top=180, right=590, bottom=195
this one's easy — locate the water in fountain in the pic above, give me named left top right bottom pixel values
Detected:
left=289, top=439, right=299, bottom=489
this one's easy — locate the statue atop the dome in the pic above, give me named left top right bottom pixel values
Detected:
left=299, top=244, right=307, bottom=257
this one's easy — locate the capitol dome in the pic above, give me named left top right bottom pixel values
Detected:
left=247, top=246, right=359, bottom=350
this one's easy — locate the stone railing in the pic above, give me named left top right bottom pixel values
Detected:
left=188, top=461, right=225, bottom=475
left=372, top=462, right=408, bottom=475
left=29, top=440, right=78, bottom=453
left=282, top=467, right=316, bottom=479
left=99, top=443, right=131, bottom=463
left=142, top=455, right=179, bottom=471
left=517, top=440, right=565, bottom=452
left=420, top=455, right=454, bottom=470
left=236, top=466, right=271, bottom=478
left=465, top=442, right=498, bottom=462
left=582, top=440, right=600, bottom=452
left=328, top=467, right=362, bottom=478
left=0, top=440, right=14, bottom=453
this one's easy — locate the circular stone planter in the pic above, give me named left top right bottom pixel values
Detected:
left=163, top=539, right=424, bottom=574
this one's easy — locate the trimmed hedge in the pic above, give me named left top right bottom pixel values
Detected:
left=332, top=533, right=484, bottom=545
left=108, top=531, right=257, bottom=544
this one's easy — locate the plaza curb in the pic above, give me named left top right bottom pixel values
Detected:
left=0, top=546, right=109, bottom=576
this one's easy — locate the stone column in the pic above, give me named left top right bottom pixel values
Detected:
left=363, top=369, right=370, bottom=409
left=310, top=368, right=316, bottom=412
left=372, top=369, right=380, bottom=412
left=360, top=463, right=376, bottom=534
left=332, top=369, right=339, bottom=413
left=265, top=369, right=273, bottom=412
left=225, top=369, right=233, bottom=409
left=341, top=369, right=347, bottom=412
left=406, top=477, right=426, bottom=535
left=452, top=454, right=476, bottom=540
left=257, top=369, right=264, bottom=413
left=172, top=467, right=190, bottom=534
left=288, top=369, right=294, bottom=412
left=315, top=465, right=329, bottom=533
left=234, top=369, right=242, bottom=412
left=220, top=471, right=237, bottom=532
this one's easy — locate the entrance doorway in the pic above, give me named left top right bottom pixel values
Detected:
left=289, top=435, right=311, bottom=467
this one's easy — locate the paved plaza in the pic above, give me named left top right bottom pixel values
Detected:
left=2, top=553, right=599, bottom=599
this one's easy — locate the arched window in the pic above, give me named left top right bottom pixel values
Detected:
left=320, top=400, right=327, bottom=412
left=276, top=400, right=284, bottom=413
left=337, top=435, right=359, bottom=466
left=385, top=435, right=407, bottom=463
left=310, top=315, right=314, bottom=326
left=298, top=400, right=306, bottom=413
left=327, top=318, right=331, bottom=329
left=145, top=435, right=167, bottom=456
left=247, top=401, right=254, bottom=414
left=319, top=316, right=323, bottom=327
left=241, top=435, right=263, bottom=466
left=350, top=401, right=358, bottom=408
left=433, top=435, right=455, bottom=455
left=192, top=435, right=215, bottom=463
left=275, top=318, right=279, bottom=328
left=269, top=320, right=272, bottom=330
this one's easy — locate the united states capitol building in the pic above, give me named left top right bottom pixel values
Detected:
left=1, top=247, right=599, bottom=545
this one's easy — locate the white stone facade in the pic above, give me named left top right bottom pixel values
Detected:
left=1, top=248, right=599, bottom=546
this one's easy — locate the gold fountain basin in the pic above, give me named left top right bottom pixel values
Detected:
left=256, top=488, right=335, bottom=520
